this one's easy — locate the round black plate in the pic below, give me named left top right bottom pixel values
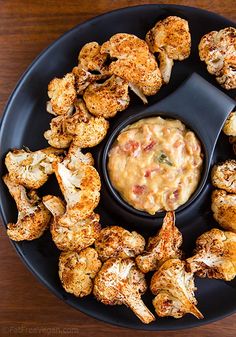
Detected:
left=0, top=4, right=236, bottom=331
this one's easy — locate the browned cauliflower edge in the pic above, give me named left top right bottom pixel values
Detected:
left=3, top=174, right=51, bottom=241
left=83, top=75, right=130, bottom=118
left=47, top=73, right=77, bottom=115
left=59, top=248, right=102, bottom=297
left=53, top=160, right=101, bottom=221
left=100, top=33, right=162, bottom=101
left=5, top=147, right=63, bottom=189
left=95, top=225, right=145, bottom=261
left=93, top=258, right=155, bottom=324
left=223, top=111, right=236, bottom=136
left=199, top=27, right=236, bottom=90
left=44, top=99, right=109, bottom=149
left=211, top=159, right=236, bottom=193
left=211, top=189, right=236, bottom=232
left=72, top=42, right=109, bottom=95
left=146, top=16, right=191, bottom=84
left=187, top=228, right=236, bottom=281
left=150, top=259, right=203, bottom=319
left=136, top=211, right=183, bottom=273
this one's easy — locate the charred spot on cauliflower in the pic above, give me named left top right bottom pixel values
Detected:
left=78, top=42, right=108, bottom=72
left=146, top=16, right=191, bottom=60
left=72, top=42, right=108, bottom=95
left=70, top=116, right=109, bottom=148
left=44, top=115, right=73, bottom=149
left=63, top=99, right=109, bottom=148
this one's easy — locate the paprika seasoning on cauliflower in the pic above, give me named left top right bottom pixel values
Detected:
left=199, top=27, right=236, bottom=90
left=187, top=228, right=236, bottom=281
left=146, top=16, right=191, bottom=84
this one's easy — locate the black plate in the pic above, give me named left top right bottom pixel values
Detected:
left=0, top=4, right=236, bottom=331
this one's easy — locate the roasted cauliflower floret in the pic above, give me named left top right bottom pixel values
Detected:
left=65, top=143, right=94, bottom=170
left=150, top=259, right=203, bottom=319
left=223, top=111, right=236, bottom=136
left=136, top=212, right=183, bottom=273
left=64, top=98, right=109, bottom=148
left=44, top=99, right=109, bottom=149
left=71, top=115, right=109, bottom=148
left=5, top=147, right=63, bottom=189
left=43, top=195, right=101, bottom=251
left=211, top=160, right=236, bottom=193
left=83, top=75, right=130, bottom=118
left=199, top=27, right=236, bottom=90
left=72, top=42, right=108, bottom=95
left=93, top=258, right=155, bottom=324
left=95, top=226, right=145, bottom=261
left=199, top=28, right=235, bottom=75
left=3, top=174, right=51, bottom=241
left=54, top=161, right=101, bottom=220
left=146, top=16, right=191, bottom=60
left=146, top=16, right=191, bottom=84
left=44, top=115, right=73, bottom=149
left=47, top=73, right=76, bottom=115
left=78, top=42, right=108, bottom=72
left=187, top=228, right=236, bottom=281
left=52, top=213, right=101, bottom=252
left=211, top=189, right=236, bottom=232
left=100, top=33, right=162, bottom=101
left=59, top=248, right=102, bottom=297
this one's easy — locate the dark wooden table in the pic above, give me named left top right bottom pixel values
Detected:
left=0, top=1, right=235, bottom=336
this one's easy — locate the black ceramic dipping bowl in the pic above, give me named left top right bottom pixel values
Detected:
left=100, top=73, right=235, bottom=227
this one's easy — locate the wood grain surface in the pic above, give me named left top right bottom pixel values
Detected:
left=0, top=1, right=235, bottom=336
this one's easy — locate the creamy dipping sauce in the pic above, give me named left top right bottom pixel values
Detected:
left=108, top=117, right=203, bottom=215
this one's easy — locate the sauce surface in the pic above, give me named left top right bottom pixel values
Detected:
left=108, top=117, right=203, bottom=214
